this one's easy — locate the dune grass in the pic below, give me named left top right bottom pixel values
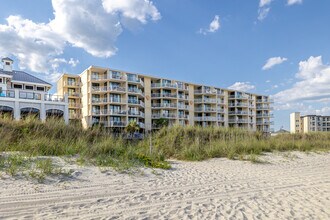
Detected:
left=0, top=118, right=329, bottom=175
left=151, top=125, right=330, bottom=161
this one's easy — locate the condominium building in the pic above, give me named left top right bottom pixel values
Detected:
left=0, top=57, right=69, bottom=123
left=290, top=112, right=330, bottom=133
left=57, top=65, right=273, bottom=133
left=57, top=74, right=82, bottom=122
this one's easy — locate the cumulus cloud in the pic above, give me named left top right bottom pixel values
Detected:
left=228, top=82, right=256, bottom=92
left=258, top=0, right=272, bottom=21
left=274, top=56, right=330, bottom=108
left=0, top=0, right=160, bottom=79
left=287, top=0, right=303, bottom=6
left=259, top=0, right=273, bottom=7
left=198, top=15, right=220, bottom=35
left=262, top=57, right=288, bottom=70
left=102, top=0, right=161, bottom=23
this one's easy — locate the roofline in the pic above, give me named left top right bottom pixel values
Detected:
left=82, top=65, right=270, bottom=97
left=1, top=57, right=13, bottom=62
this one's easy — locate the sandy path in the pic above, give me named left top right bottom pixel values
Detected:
left=0, top=152, right=329, bottom=219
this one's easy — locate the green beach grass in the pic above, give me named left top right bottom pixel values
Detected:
left=0, top=118, right=329, bottom=177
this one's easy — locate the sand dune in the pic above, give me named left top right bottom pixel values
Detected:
left=0, top=152, right=329, bottom=219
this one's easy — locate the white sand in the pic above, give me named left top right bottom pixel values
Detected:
left=0, top=152, right=329, bottom=219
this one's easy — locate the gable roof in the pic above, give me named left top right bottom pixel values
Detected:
left=1, top=57, right=13, bottom=62
left=0, top=69, right=51, bottom=86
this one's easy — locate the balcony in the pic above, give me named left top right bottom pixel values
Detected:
left=109, top=86, right=126, bottom=93
left=152, top=103, right=177, bottom=108
left=178, top=104, right=189, bottom=110
left=151, top=93, right=177, bottom=98
left=228, top=111, right=248, bottom=115
left=92, top=109, right=127, bottom=116
left=229, top=94, right=249, bottom=99
left=109, top=72, right=126, bottom=81
left=178, top=114, right=188, bottom=119
left=228, top=103, right=248, bottom=107
left=218, top=117, right=225, bottom=122
left=217, top=109, right=226, bottom=113
left=178, top=94, right=188, bottom=99
left=257, top=121, right=274, bottom=125
left=151, top=83, right=177, bottom=89
left=177, top=84, right=188, bottom=90
left=195, top=107, right=217, bottom=112
left=127, top=77, right=144, bottom=87
left=67, top=92, right=81, bottom=98
left=152, top=113, right=177, bottom=119
left=256, top=113, right=274, bottom=118
left=64, top=81, right=81, bottom=87
left=194, top=117, right=217, bottom=122
left=256, top=105, right=274, bottom=110
left=256, top=98, right=274, bottom=103
left=194, top=98, right=217, bottom=104
left=127, top=88, right=144, bottom=96
left=69, top=103, right=82, bottom=108
left=228, top=119, right=249, bottom=123
left=128, top=111, right=145, bottom=117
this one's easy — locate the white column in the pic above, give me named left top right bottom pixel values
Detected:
left=14, top=90, right=20, bottom=121
left=63, top=94, right=69, bottom=124
left=40, top=94, right=46, bottom=122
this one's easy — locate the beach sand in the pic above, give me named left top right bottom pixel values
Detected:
left=0, top=152, right=329, bottom=219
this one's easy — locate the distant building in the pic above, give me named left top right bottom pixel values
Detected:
left=0, top=57, right=69, bottom=123
left=271, top=127, right=289, bottom=136
left=290, top=112, right=330, bottom=133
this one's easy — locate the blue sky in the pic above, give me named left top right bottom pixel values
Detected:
left=0, top=0, right=329, bottom=130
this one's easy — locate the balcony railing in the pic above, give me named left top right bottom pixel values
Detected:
left=195, top=107, right=217, bottom=112
left=228, top=119, right=249, bottom=123
left=69, top=103, right=82, bottom=108
left=152, top=113, right=177, bottom=119
left=178, top=104, right=189, bottom=109
left=256, top=113, right=274, bottom=118
left=228, top=111, right=248, bottom=115
left=151, top=93, right=177, bottom=98
left=128, top=88, right=144, bottom=96
left=194, top=117, right=217, bottom=122
left=228, top=103, right=249, bottom=107
left=64, top=81, right=81, bottom=87
left=229, top=94, right=249, bottom=99
left=128, top=111, right=145, bottom=117
left=151, top=83, right=177, bottom=88
left=194, top=98, right=217, bottom=103
left=152, top=103, right=177, bottom=108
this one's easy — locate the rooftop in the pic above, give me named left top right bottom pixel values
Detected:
left=0, top=69, right=51, bottom=86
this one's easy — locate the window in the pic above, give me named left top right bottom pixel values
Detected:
left=5, top=62, right=10, bottom=65
left=25, top=85, right=34, bottom=90
left=0, top=78, right=2, bottom=83
left=13, top=84, right=22, bottom=89
left=36, top=87, right=44, bottom=91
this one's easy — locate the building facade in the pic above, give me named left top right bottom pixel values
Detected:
left=0, top=57, right=69, bottom=123
left=57, top=74, right=82, bottom=122
left=290, top=112, right=330, bottom=133
left=57, top=66, right=273, bottom=133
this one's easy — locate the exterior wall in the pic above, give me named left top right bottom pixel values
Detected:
left=56, top=66, right=273, bottom=133
left=290, top=112, right=330, bottom=133
left=144, top=77, right=152, bottom=131
left=0, top=90, right=68, bottom=123
left=290, top=112, right=301, bottom=133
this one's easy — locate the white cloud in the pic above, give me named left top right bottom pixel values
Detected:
left=258, top=7, right=271, bottom=21
left=198, top=15, right=220, bottom=35
left=274, top=56, right=330, bottom=107
left=287, top=0, right=303, bottom=6
left=0, top=0, right=160, bottom=78
left=258, top=0, right=273, bottom=21
left=259, top=0, right=273, bottom=7
left=102, top=0, right=161, bottom=24
left=228, top=82, right=256, bottom=92
left=262, top=57, right=288, bottom=70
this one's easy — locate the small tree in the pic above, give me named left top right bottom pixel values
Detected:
left=154, top=118, right=169, bottom=128
left=125, top=121, right=140, bottom=135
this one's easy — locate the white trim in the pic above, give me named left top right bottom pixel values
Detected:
left=11, top=80, right=51, bottom=87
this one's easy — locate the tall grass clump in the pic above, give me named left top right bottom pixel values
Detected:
left=149, top=125, right=330, bottom=161
left=0, top=118, right=169, bottom=170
